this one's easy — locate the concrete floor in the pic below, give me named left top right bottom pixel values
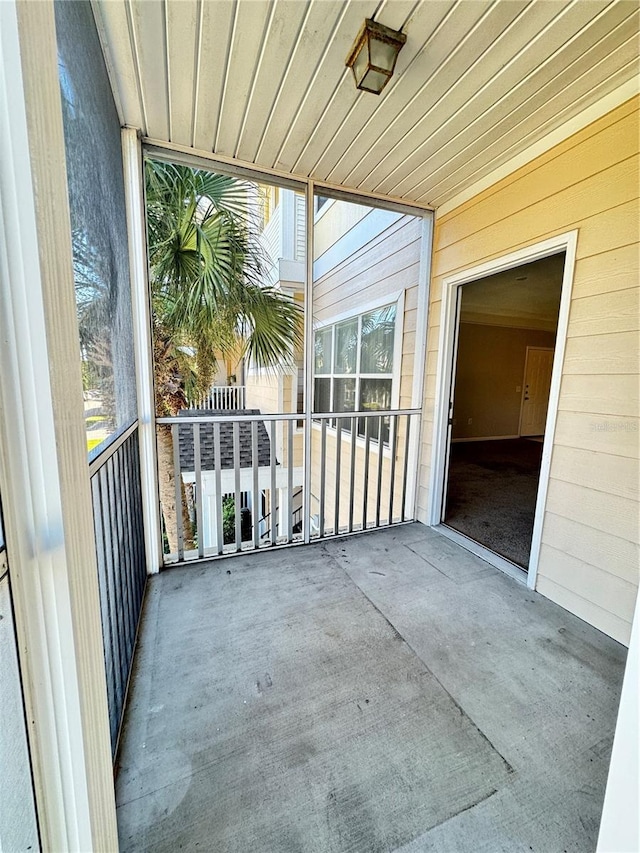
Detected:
left=116, top=523, right=627, bottom=853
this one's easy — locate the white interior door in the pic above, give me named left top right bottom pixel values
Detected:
left=520, top=347, right=554, bottom=436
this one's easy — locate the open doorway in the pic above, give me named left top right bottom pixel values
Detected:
left=442, top=253, right=565, bottom=569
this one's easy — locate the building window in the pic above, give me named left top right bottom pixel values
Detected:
left=313, top=303, right=397, bottom=443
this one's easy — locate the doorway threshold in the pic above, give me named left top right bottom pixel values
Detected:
left=435, top=523, right=527, bottom=586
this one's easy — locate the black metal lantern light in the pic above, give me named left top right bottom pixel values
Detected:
left=345, top=19, right=407, bottom=95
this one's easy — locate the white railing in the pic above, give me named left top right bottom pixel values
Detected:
left=156, top=409, right=421, bottom=564
left=189, top=386, right=246, bottom=411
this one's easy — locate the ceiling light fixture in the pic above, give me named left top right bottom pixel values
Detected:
left=345, top=19, right=407, bottom=95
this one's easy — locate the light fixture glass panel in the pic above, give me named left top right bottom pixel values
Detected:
left=369, top=38, right=398, bottom=72
left=352, top=45, right=370, bottom=88
left=334, top=319, right=358, bottom=373
left=359, top=68, right=389, bottom=94
left=314, top=328, right=332, bottom=374
left=360, top=304, right=396, bottom=373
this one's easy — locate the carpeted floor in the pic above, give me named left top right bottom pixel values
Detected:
left=444, top=439, right=543, bottom=568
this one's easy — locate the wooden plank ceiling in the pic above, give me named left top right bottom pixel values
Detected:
left=93, top=0, right=639, bottom=208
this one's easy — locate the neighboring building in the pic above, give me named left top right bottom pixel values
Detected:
left=178, top=409, right=303, bottom=550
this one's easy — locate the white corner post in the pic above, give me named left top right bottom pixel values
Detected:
left=0, top=1, right=118, bottom=849
left=302, top=180, right=315, bottom=544
left=122, top=127, right=162, bottom=573
left=411, top=213, right=433, bottom=522
left=597, top=599, right=640, bottom=852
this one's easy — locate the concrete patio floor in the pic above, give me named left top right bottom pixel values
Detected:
left=115, top=523, right=627, bottom=852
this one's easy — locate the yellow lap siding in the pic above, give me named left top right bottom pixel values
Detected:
left=421, top=95, right=640, bottom=644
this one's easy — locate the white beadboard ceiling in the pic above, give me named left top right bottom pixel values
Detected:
left=93, top=0, right=640, bottom=209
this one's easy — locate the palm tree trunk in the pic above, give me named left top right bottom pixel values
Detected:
left=156, top=424, right=194, bottom=555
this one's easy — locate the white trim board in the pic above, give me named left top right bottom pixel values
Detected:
left=143, top=139, right=435, bottom=215
left=122, top=128, right=163, bottom=574
left=427, top=231, right=578, bottom=591
left=0, top=1, right=118, bottom=848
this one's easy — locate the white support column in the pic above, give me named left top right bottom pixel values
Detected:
left=0, top=2, right=118, bottom=849
left=412, top=214, right=434, bottom=523
left=302, top=181, right=315, bottom=543
left=122, top=127, right=162, bottom=574
left=597, top=600, right=640, bottom=853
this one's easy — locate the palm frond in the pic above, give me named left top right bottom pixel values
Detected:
left=145, top=158, right=303, bottom=403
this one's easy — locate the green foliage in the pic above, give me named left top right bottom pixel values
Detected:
left=145, top=159, right=303, bottom=413
left=222, top=495, right=236, bottom=544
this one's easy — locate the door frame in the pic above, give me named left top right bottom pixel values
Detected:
left=518, top=346, right=555, bottom=437
left=428, top=231, right=578, bottom=589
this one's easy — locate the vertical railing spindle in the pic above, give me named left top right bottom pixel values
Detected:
left=171, top=424, right=184, bottom=561
left=105, top=458, right=125, bottom=703
left=348, top=416, right=356, bottom=533
left=319, top=418, right=327, bottom=538
left=194, top=423, right=204, bottom=558
left=401, top=415, right=412, bottom=522
left=334, top=420, right=342, bottom=536
left=213, top=422, right=223, bottom=554
left=375, top=415, right=384, bottom=528
left=117, top=442, right=134, bottom=660
left=233, top=421, right=242, bottom=551
left=388, top=414, right=399, bottom=525
left=362, top=416, right=371, bottom=531
left=287, top=419, right=293, bottom=543
left=172, top=423, right=184, bottom=561
left=270, top=420, right=277, bottom=545
left=252, top=420, right=260, bottom=549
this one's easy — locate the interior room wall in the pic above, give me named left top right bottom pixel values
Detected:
left=452, top=323, right=556, bottom=440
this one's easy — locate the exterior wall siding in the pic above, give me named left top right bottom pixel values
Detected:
left=419, top=96, right=640, bottom=645
left=311, top=213, right=422, bottom=530
left=313, top=214, right=422, bottom=410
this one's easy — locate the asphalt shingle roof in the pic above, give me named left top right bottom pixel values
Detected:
left=177, top=409, right=274, bottom=472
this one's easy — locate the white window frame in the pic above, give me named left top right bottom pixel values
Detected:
left=312, top=290, right=405, bottom=451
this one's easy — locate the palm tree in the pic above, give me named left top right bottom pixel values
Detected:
left=145, top=160, right=302, bottom=554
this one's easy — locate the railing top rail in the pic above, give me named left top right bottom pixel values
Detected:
left=88, top=419, right=139, bottom=478
left=157, top=409, right=421, bottom=425
left=312, top=409, right=421, bottom=420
